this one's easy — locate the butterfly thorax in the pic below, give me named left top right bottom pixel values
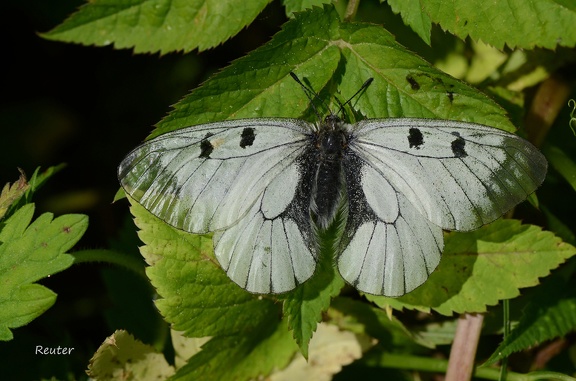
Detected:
left=310, top=115, right=347, bottom=229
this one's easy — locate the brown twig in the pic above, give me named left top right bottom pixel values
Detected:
left=445, top=313, right=484, bottom=381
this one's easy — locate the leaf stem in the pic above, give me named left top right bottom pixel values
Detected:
left=499, top=299, right=510, bottom=381
left=71, top=249, right=147, bottom=281
left=374, top=353, right=575, bottom=380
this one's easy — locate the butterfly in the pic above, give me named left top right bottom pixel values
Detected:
left=118, top=74, right=547, bottom=297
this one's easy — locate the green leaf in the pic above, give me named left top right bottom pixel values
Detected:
left=0, top=170, right=29, bottom=220
left=154, top=5, right=513, bottom=139
left=328, top=297, right=435, bottom=350
left=284, top=0, right=332, bottom=16
left=125, top=3, right=529, bottom=354
left=389, top=0, right=576, bottom=50
left=387, top=0, right=433, bottom=45
left=171, top=318, right=298, bottom=381
left=42, top=0, right=273, bottom=54
left=87, top=330, right=175, bottom=380
left=120, top=4, right=557, bottom=369
left=484, top=263, right=576, bottom=365
left=280, top=214, right=346, bottom=358
left=1, top=165, right=66, bottom=221
left=131, top=199, right=300, bottom=379
left=131, top=200, right=280, bottom=337
left=0, top=204, right=88, bottom=340
left=367, top=220, right=576, bottom=316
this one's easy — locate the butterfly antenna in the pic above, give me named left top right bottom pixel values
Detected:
left=289, top=72, right=325, bottom=122
left=336, top=78, right=374, bottom=116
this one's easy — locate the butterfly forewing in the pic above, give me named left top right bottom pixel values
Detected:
left=119, top=119, right=312, bottom=234
left=350, top=119, right=547, bottom=231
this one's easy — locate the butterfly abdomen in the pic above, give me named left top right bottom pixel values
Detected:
left=311, top=128, right=346, bottom=229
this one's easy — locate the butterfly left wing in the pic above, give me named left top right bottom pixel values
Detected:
left=118, top=118, right=319, bottom=294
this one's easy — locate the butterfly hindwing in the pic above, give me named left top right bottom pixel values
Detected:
left=214, top=159, right=318, bottom=293
left=339, top=149, right=443, bottom=296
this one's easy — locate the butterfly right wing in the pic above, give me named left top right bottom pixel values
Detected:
left=118, top=119, right=312, bottom=234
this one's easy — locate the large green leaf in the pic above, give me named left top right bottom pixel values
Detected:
left=154, top=5, right=512, bottom=138
left=132, top=200, right=279, bottom=336
left=43, top=0, right=273, bottom=54
left=131, top=198, right=299, bottom=379
left=367, top=220, right=576, bottom=316
left=121, top=6, right=559, bottom=371
left=388, top=0, right=576, bottom=50
left=0, top=204, right=88, bottom=340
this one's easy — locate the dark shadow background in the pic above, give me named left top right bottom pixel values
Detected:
left=0, top=0, right=286, bottom=378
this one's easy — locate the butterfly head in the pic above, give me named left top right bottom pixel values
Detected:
left=324, top=114, right=344, bottom=131
left=289, top=72, right=374, bottom=128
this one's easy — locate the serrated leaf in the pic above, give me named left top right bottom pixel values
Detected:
left=2, top=165, right=66, bottom=221
left=154, top=5, right=513, bottom=139
left=171, top=318, right=298, bottom=381
left=0, top=169, right=29, bottom=220
left=484, top=264, right=576, bottom=365
left=87, top=330, right=175, bottom=380
left=284, top=0, right=332, bottom=16
left=123, top=3, right=530, bottom=354
left=0, top=204, right=88, bottom=340
left=367, top=220, right=576, bottom=316
left=130, top=200, right=280, bottom=337
left=389, top=0, right=576, bottom=50
left=387, top=0, right=433, bottom=45
left=132, top=199, right=299, bottom=379
left=280, top=216, right=346, bottom=358
left=43, top=0, right=273, bottom=54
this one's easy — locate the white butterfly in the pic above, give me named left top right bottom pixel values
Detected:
left=118, top=77, right=547, bottom=297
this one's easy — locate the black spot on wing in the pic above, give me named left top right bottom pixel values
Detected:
left=199, top=133, right=214, bottom=158
left=447, top=91, right=454, bottom=103
left=451, top=132, right=467, bottom=157
left=408, top=128, right=424, bottom=149
left=240, top=127, right=255, bottom=148
left=406, top=75, right=420, bottom=90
